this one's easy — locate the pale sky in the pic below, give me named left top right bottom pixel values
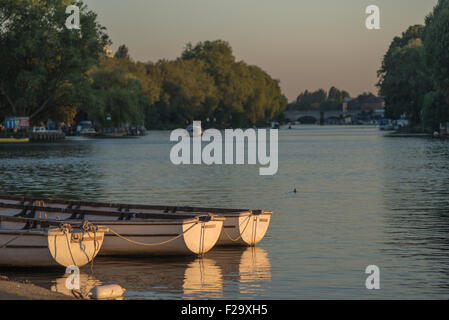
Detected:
left=86, top=0, right=438, bottom=102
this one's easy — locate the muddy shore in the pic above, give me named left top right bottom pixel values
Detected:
left=0, top=276, right=73, bottom=300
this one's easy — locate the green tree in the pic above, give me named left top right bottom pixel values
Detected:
left=181, top=40, right=240, bottom=126
left=328, top=87, right=349, bottom=103
left=291, top=87, right=347, bottom=111
left=377, top=25, right=432, bottom=124
left=114, top=45, right=130, bottom=60
left=424, top=0, right=449, bottom=101
left=179, top=40, right=286, bottom=127
left=83, top=61, right=149, bottom=128
left=153, top=59, right=218, bottom=126
left=294, top=89, right=326, bottom=110
left=422, top=91, right=449, bottom=131
left=0, top=0, right=109, bottom=122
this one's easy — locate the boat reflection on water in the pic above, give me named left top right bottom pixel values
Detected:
left=238, top=247, right=272, bottom=295
left=183, top=247, right=271, bottom=298
left=92, top=247, right=271, bottom=299
left=206, top=247, right=271, bottom=296
left=1, top=247, right=271, bottom=299
left=183, top=258, right=223, bottom=299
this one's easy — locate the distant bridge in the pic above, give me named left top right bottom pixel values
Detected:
left=283, top=110, right=361, bottom=124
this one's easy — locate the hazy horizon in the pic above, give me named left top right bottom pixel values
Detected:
left=86, top=0, right=438, bottom=102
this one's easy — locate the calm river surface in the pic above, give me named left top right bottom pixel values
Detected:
left=1, top=126, right=449, bottom=299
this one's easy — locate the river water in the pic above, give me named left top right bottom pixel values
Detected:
left=1, top=126, right=449, bottom=299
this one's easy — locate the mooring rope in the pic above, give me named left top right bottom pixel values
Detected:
left=82, top=221, right=99, bottom=234
left=107, top=221, right=200, bottom=246
left=61, top=224, right=77, bottom=267
left=221, top=214, right=252, bottom=242
left=60, top=221, right=101, bottom=274
left=81, top=220, right=99, bottom=275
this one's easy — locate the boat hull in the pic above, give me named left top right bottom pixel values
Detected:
left=217, top=212, right=272, bottom=246
left=0, top=231, right=57, bottom=267
left=97, top=219, right=224, bottom=256
left=0, top=227, right=105, bottom=267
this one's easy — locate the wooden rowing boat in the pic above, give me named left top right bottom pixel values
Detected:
left=0, top=201, right=225, bottom=256
left=0, top=216, right=107, bottom=267
left=0, top=195, right=272, bottom=247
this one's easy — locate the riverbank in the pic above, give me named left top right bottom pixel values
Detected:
left=0, top=276, right=72, bottom=300
left=0, top=131, right=65, bottom=143
left=384, top=130, right=449, bottom=139
left=384, top=132, right=431, bottom=137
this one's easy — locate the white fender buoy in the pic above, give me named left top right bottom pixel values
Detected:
left=89, top=284, right=126, bottom=300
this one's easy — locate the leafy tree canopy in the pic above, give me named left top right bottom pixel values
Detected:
left=288, top=87, right=349, bottom=111
left=0, top=0, right=109, bottom=122
left=424, top=0, right=449, bottom=99
left=377, top=25, right=433, bottom=124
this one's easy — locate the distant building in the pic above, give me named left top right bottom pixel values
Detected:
left=343, top=94, right=385, bottom=114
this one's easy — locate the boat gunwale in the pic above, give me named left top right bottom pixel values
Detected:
left=0, top=227, right=86, bottom=237
left=0, top=215, right=110, bottom=235
left=0, top=214, right=85, bottom=227
left=0, top=229, right=49, bottom=236
left=221, top=210, right=273, bottom=218
left=69, top=219, right=223, bottom=226
left=0, top=202, right=222, bottom=222
left=0, top=195, right=256, bottom=215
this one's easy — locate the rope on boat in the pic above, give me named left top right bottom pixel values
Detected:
left=61, top=221, right=100, bottom=269
left=221, top=214, right=253, bottom=243
left=81, top=221, right=99, bottom=274
left=61, top=224, right=78, bottom=267
left=82, top=221, right=99, bottom=233
left=107, top=221, right=200, bottom=247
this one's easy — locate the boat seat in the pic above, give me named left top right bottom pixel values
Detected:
left=21, top=219, right=38, bottom=230
left=14, top=207, right=28, bottom=217
left=22, top=220, right=31, bottom=230
left=67, top=212, right=77, bottom=219
left=118, top=207, right=131, bottom=221
left=67, top=204, right=82, bottom=219
left=29, top=209, right=37, bottom=218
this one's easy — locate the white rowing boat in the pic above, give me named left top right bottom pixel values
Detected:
left=0, top=216, right=106, bottom=267
left=0, top=195, right=273, bottom=247
left=0, top=202, right=225, bottom=256
left=91, top=217, right=224, bottom=256
left=216, top=210, right=272, bottom=246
